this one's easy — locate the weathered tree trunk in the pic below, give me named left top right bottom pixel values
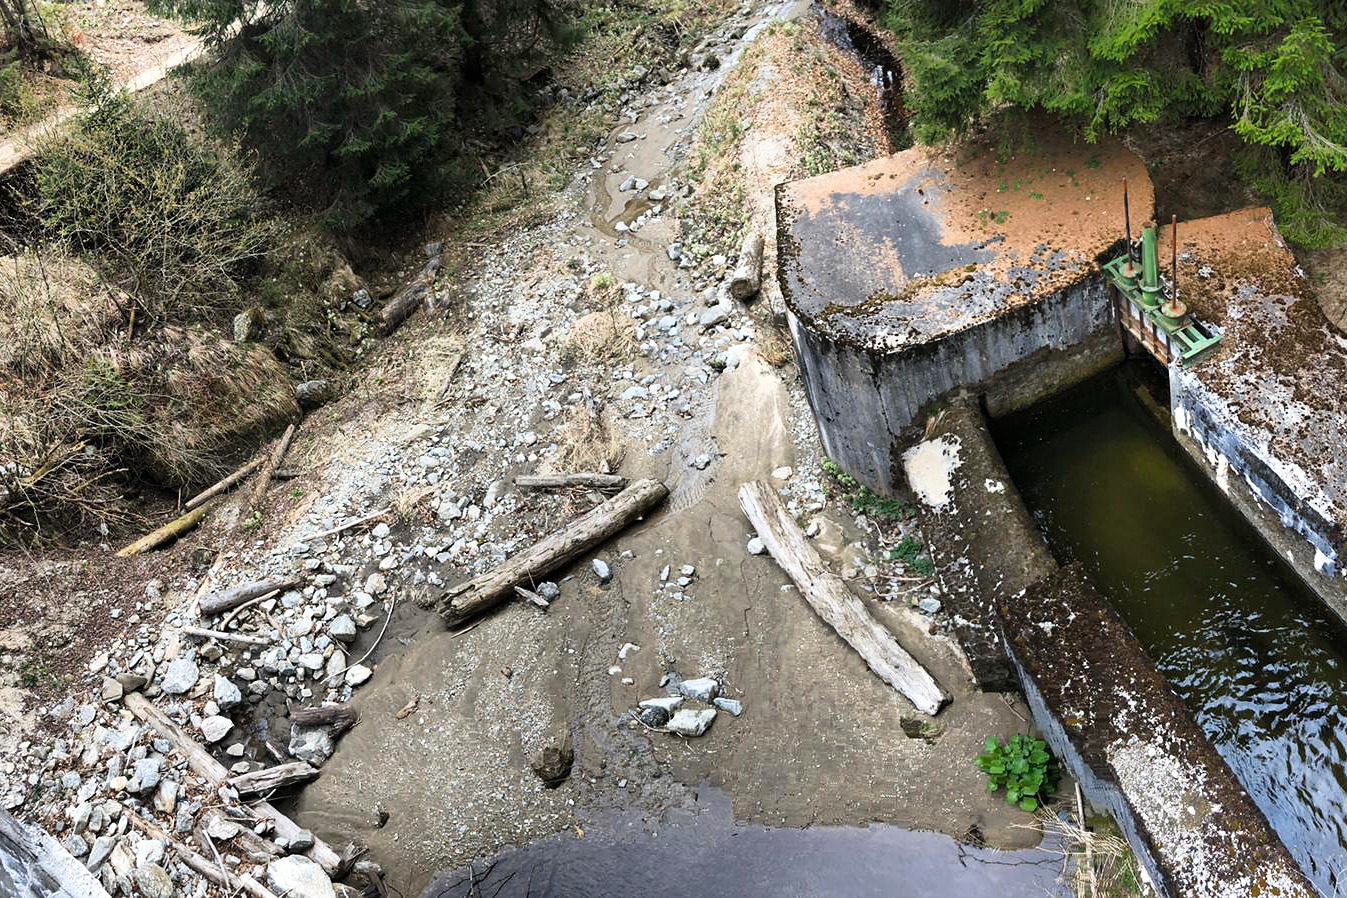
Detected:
left=516, top=473, right=629, bottom=492
left=199, top=577, right=302, bottom=618
left=124, top=693, right=342, bottom=875
left=115, top=500, right=218, bottom=557
left=289, top=703, right=358, bottom=734
left=738, top=480, right=949, bottom=715
left=185, top=455, right=265, bottom=510
left=380, top=255, right=441, bottom=335
left=228, top=762, right=320, bottom=797
left=242, top=422, right=297, bottom=515
left=729, top=233, right=764, bottom=300
left=434, top=478, right=668, bottom=623
left=0, top=808, right=112, bottom=898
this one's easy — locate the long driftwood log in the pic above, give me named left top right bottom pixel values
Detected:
left=435, top=477, right=668, bottom=623
left=124, top=693, right=342, bottom=875
left=729, top=232, right=764, bottom=300
left=229, top=761, right=320, bottom=797
left=200, top=577, right=302, bottom=618
left=115, top=500, right=219, bottom=557
left=380, top=255, right=441, bottom=336
left=738, top=480, right=949, bottom=715
left=516, top=473, right=629, bottom=492
left=185, top=455, right=265, bottom=510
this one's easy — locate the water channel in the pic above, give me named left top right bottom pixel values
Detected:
left=994, top=362, right=1347, bottom=895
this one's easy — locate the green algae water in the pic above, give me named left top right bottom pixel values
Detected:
left=994, top=363, right=1347, bottom=895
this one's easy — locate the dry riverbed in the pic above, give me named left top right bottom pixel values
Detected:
left=2, top=3, right=1063, bottom=897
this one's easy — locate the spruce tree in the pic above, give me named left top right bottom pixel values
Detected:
left=154, top=0, right=569, bottom=231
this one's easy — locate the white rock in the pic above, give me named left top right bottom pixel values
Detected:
left=664, top=708, right=716, bottom=737
left=344, top=664, right=372, bottom=687
left=200, top=716, right=233, bottom=744
left=267, top=855, right=336, bottom=898
left=591, top=559, right=612, bottom=582
left=159, top=656, right=199, bottom=695
left=746, top=537, right=766, bottom=555
left=213, top=675, right=242, bottom=710
left=676, top=676, right=720, bottom=702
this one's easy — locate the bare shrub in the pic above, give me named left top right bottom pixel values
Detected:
left=33, top=83, right=275, bottom=324
left=0, top=252, right=125, bottom=376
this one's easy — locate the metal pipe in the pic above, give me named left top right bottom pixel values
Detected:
left=1171, top=214, right=1178, bottom=301
left=1124, top=178, right=1133, bottom=265
left=1141, top=220, right=1160, bottom=294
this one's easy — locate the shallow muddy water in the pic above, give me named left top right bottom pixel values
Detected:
left=419, top=790, right=1068, bottom=898
left=995, top=364, right=1347, bottom=895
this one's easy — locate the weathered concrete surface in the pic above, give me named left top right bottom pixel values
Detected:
left=778, top=130, right=1148, bottom=493
left=1161, top=208, right=1347, bottom=614
left=1002, top=566, right=1315, bottom=898
left=903, top=396, right=1056, bottom=690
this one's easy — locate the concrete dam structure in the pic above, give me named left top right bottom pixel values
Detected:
left=776, top=133, right=1347, bottom=896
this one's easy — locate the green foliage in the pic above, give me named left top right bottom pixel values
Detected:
left=885, top=0, right=1347, bottom=244
left=33, top=81, right=273, bottom=322
left=822, top=457, right=858, bottom=489
left=152, top=0, right=573, bottom=231
left=0, top=59, right=36, bottom=120
left=889, top=536, right=935, bottom=575
left=977, top=733, right=1058, bottom=812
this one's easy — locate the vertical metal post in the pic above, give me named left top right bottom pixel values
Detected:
left=1140, top=221, right=1160, bottom=303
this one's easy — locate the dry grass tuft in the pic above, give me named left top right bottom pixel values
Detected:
left=1016, top=810, right=1149, bottom=897
left=0, top=253, right=125, bottom=377
left=552, top=403, right=625, bottom=475
left=562, top=310, right=638, bottom=365
left=758, top=329, right=794, bottom=367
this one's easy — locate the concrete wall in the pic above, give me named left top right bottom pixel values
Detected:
left=791, top=276, right=1118, bottom=495
left=1170, top=368, right=1347, bottom=619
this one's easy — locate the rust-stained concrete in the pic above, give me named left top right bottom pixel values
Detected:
left=776, top=130, right=1146, bottom=494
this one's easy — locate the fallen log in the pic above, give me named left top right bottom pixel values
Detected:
left=516, top=473, right=629, bottom=492
left=380, top=255, right=441, bottom=336
left=738, top=480, right=949, bottom=715
left=0, top=809, right=113, bottom=898
left=128, top=813, right=279, bottom=898
left=243, top=422, right=298, bottom=513
left=183, top=625, right=273, bottom=647
left=229, top=761, right=320, bottom=797
left=729, top=232, right=764, bottom=301
left=185, top=455, right=265, bottom=510
left=289, top=703, right=359, bottom=735
left=115, top=500, right=218, bottom=557
left=434, top=477, right=668, bottom=623
left=124, top=692, right=342, bottom=875
left=200, top=577, right=303, bottom=618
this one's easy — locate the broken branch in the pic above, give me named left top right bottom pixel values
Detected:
left=115, top=500, right=218, bottom=557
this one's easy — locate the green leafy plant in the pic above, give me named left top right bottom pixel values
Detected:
left=977, top=734, right=1058, bottom=812
left=889, top=536, right=935, bottom=575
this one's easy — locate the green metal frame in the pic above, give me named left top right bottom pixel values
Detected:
left=1103, top=226, right=1220, bottom=366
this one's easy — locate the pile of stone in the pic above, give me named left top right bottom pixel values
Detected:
left=629, top=672, right=743, bottom=738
